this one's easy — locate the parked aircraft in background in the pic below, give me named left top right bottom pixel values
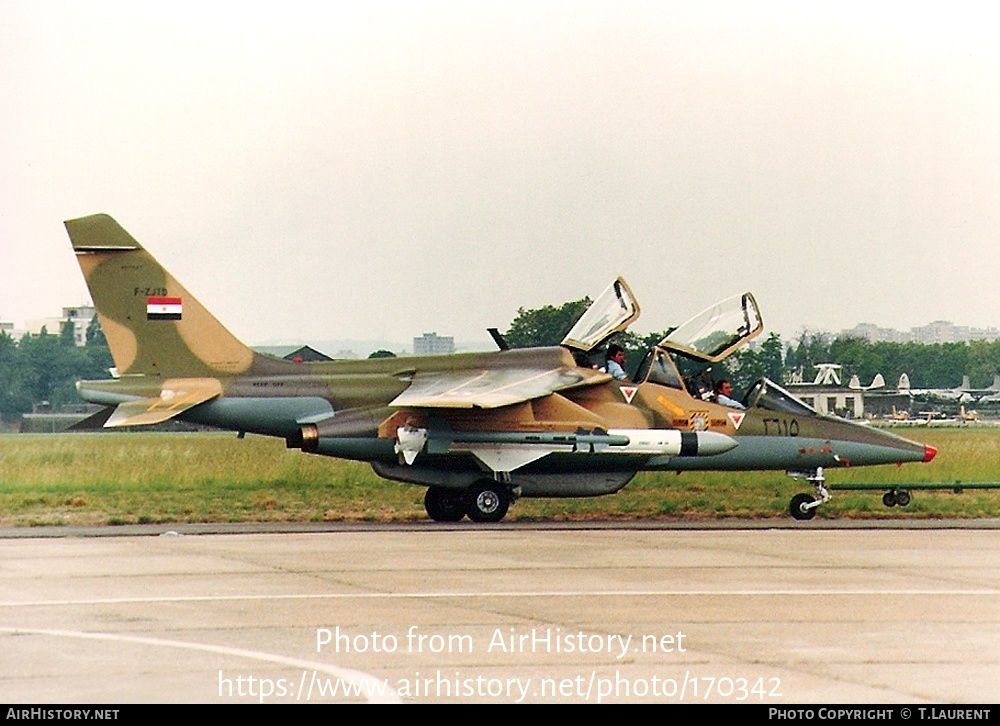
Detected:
left=964, top=375, right=1000, bottom=405
left=899, top=374, right=981, bottom=404
left=65, top=214, right=938, bottom=522
left=848, top=373, right=886, bottom=391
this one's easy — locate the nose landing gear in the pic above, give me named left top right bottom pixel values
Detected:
left=788, top=467, right=831, bottom=521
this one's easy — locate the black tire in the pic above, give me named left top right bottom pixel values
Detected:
left=424, top=486, right=466, bottom=522
left=882, top=491, right=897, bottom=508
left=466, top=483, right=510, bottom=523
left=895, top=490, right=911, bottom=507
left=789, top=493, right=816, bottom=521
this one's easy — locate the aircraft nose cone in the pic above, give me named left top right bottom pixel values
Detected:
left=924, top=445, right=938, bottom=463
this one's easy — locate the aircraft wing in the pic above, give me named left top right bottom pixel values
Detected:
left=390, top=365, right=611, bottom=409
left=104, top=378, right=224, bottom=427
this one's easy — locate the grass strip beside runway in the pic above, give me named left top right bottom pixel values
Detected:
left=0, top=428, right=997, bottom=526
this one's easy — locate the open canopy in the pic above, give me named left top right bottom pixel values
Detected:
left=561, top=278, right=640, bottom=352
left=659, top=292, right=762, bottom=362
left=560, top=281, right=762, bottom=366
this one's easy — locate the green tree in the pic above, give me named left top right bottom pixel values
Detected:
left=59, top=319, right=77, bottom=347
left=368, top=349, right=397, bottom=359
left=614, top=329, right=673, bottom=379
left=759, top=332, right=784, bottom=382
left=18, top=328, right=78, bottom=406
left=785, top=331, right=832, bottom=380
left=503, top=298, right=591, bottom=348
left=86, top=314, right=107, bottom=347
left=0, top=332, right=30, bottom=415
left=968, top=339, right=1000, bottom=389
left=728, top=332, right=783, bottom=392
left=5, top=320, right=115, bottom=414
left=82, top=321, right=114, bottom=380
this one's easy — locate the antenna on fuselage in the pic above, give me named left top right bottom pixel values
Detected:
left=488, top=327, right=510, bottom=351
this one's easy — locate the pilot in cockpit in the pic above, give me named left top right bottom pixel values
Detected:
left=714, top=379, right=745, bottom=409
left=605, top=344, right=629, bottom=381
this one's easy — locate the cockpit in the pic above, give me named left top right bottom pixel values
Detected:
left=744, top=377, right=819, bottom=416
left=563, top=281, right=790, bottom=410
left=640, top=291, right=763, bottom=403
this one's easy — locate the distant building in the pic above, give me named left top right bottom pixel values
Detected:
left=839, top=323, right=910, bottom=344
left=788, top=385, right=864, bottom=419
left=839, top=320, right=998, bottom=344
left=253, top=345, right=333, bottom=362
left=788, top=364, right=864, bottom=418
left=62, top=306, right=96, bottom=346
left=413, top=333, right=455, bottom=356
left=25, top=305, right=96, bottom=346
left=909, top=321, right=1000, bottom=344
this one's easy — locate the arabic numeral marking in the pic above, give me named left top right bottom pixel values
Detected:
left=763, top=417, right=799, bottom=437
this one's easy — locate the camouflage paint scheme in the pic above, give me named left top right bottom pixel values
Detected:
left=65, top=214, right=937, bottom=522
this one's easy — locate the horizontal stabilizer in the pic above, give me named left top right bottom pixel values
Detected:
left=66, top=407, right=116, bottom=431
left=104, top=378, right=223, bottom=427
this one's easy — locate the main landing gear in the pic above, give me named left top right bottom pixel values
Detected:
left=424, top=481, right=515, bottom=523
left=788, top=467, right=831, bottom=521
left=423, top=487, right=466, bottom=522
left=882, top=489, right=911, bottom=508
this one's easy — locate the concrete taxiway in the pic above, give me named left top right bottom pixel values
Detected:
left=1, top=523, right=998, bottom=703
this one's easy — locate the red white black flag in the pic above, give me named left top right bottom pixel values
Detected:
left=147, top=296, right=182, bottom=321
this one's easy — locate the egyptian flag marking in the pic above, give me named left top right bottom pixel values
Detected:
left=147, top=296, right=182, bottom=321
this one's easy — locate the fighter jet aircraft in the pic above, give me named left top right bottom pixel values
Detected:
left=65, top=214, right=937, bottom=522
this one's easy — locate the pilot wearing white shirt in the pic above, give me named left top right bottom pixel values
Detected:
left=606, top=344, right=629, bottom=381
left=715, top=379, right=745, bottom=409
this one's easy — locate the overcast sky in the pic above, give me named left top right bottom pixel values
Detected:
left=2, top=1, right=998, bottom=350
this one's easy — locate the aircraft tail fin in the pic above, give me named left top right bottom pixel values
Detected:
left=65, top=214, right=254, bottom=378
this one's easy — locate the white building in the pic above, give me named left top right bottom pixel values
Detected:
left=787, top=364, right=864, bottom=418
left=25, top=305, right=96, bottom=347
left=413, top=332, right=455, bottom=356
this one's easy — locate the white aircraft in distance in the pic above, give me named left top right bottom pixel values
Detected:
left=971, top=375, right=1000, bottom=405
left=848, top=373, right=886, bottom=391
left=898, top=374, right=977, bottom=404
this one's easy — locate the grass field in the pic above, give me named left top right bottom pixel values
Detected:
left=0, top=427, right=998, bottom=526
